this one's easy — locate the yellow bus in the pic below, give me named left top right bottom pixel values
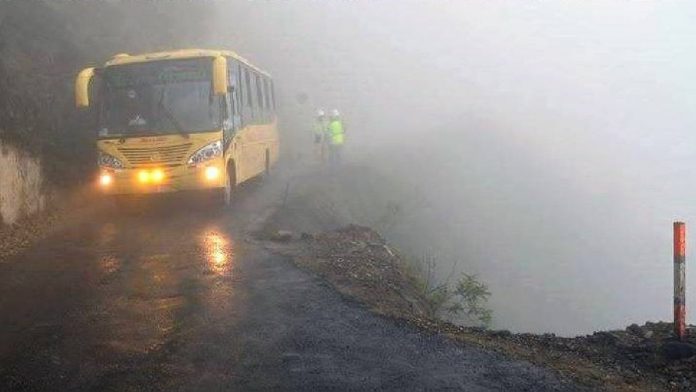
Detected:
left=75, top=49, right=279, bottom=206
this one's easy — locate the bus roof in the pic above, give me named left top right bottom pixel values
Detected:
left=103, top=48, right=271, bottom=77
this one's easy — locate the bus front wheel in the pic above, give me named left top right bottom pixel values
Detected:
left=263, top=149, right=271, bottom=179
left=222, top=161, right=236, bottom=207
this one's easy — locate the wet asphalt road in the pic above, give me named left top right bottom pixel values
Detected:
left=0, top=180, right=584, bottom=391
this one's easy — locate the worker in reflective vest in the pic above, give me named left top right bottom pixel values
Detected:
left=327, top=109, right=345, bottom=166
left=313, top=109, right=327, bottom=163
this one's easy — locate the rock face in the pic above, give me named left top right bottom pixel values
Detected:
left=0, top=142, right=44, bottom=225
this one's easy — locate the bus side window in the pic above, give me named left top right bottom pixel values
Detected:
left=226, top=59, right=241, bottom=135
left=255, top=73, right=265, bottom=121
left=237, top=65, right=244, bottom=127
left=222, top=61, right=232, bottom=142
left=237, top=64, right=245, bottom=128
left=263, top=78, right=270, bottom=117
left=244, top=67, right=254, bottom=123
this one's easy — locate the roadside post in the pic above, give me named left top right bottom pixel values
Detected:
left=674, top=221, right=687, bottom=341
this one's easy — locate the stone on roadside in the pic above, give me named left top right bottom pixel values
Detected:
left=270, top=230, right=294, bottom=242
left=661, top=341, right=696, bottom=361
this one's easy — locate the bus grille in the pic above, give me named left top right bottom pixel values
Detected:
left=117, top=143, right=193, bottom=166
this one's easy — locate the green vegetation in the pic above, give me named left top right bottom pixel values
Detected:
left=446, top=274, right=493, bottom=326
left=416, top=252, right=492, bottom=327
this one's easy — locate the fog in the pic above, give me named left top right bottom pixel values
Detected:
left=197, top=1, right=694, bottom=335
left=47, top=1, right=696, bottom=335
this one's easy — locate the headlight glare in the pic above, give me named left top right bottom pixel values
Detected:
left=205, top=166, right=220, bottom=180
left=152, top=169, right=164, bottom=183
left=99, top=173, right=113, bottom=186
left=188, top=140, right=223, bottom=166
left=138, top=170, right=150, bottom=183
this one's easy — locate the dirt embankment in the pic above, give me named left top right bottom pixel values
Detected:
left=262, top=224, right=431, bottom=319
left=0, top=142, right=43, bottom=225
left=259, top=168, right=696, bottom=392
left=0, top=186, right=103, bottom=262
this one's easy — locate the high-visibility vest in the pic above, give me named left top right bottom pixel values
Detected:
left=328, top=119, right=345, bottom=145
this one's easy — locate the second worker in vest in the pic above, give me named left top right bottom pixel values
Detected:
left=327, top=109, right=345, bottom=167
left=313, top=109, right=328, bottom=164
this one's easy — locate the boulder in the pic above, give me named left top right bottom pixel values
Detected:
left=662, top=341, right=696, bottom=361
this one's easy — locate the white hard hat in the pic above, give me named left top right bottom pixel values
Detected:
left=331, top=109, right=340, bottom=117
left=316, top=109, right=325, bottom=117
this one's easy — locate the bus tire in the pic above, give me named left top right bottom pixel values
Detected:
left=264, top=149, right=271, bottom=179
left=222, top=161, right=236, bottom=208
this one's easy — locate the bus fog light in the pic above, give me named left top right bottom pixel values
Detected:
left=205, top=166, right=220, bottom=181
left=100, top=173, right=113, bottom=186
left=138, top=170, right=150, bottom=183
left=152, top=169, right=164, bottom=183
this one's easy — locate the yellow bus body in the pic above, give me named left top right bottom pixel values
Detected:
left=79, top=49, right=279, bottom=197
left=97, top=123, right=279, bottom=195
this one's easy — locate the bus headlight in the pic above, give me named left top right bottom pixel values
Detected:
left=99, top=173, right=113, bottom=186
left=98, top=151, right=123, bottom=169
left=205, top=166, right=220, bottom=181
left=188, top=140, right=222, bottom=166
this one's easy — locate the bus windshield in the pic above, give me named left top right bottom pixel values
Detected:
left=99, top=58, right=222, bottom=137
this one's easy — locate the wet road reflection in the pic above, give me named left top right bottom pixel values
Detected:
left=97, top=222, right=117, bottom=247
left=0, top=177, right=271, bottom=390
left=99, top=254, right=121, bottom=275
left=201, top=229, right=234, bottom=275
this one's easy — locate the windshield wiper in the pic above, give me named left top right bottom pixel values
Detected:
left=156, top=90, right=188, bottom=138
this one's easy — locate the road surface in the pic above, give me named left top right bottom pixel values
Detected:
left=0, top=179, right=584, bottom=391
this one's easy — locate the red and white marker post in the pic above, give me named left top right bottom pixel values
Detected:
left=674, top=221, right=687, bottom=341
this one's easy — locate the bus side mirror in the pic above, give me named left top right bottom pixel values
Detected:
left=212, top=56, right=228, bottom=96
left=75, top=67, right=95, bottom=108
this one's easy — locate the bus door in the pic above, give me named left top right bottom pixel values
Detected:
left=237, top=65, right=255, bottom=181
left=224, top=59, right=241, bottom=151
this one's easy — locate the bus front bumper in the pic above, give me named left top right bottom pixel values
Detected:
left=97, top=163, right=225, bottom=195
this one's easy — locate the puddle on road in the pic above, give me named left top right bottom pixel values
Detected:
left=201, top=229, right=234, bottom=275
